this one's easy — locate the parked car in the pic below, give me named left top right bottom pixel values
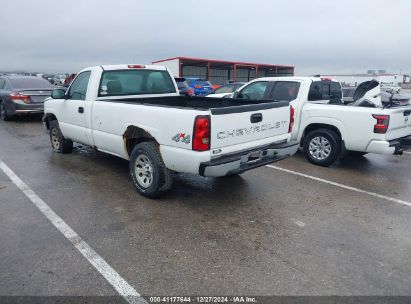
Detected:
left=225, top=77, right=411, bottom=166
left=174, top=77, right=194, bottom=96
left=0, top=76, right=54, bottom=121
left=43, top=64, right=298, bottom=198
left=207, top=82, right=245, bottom=98
left=185, top=78, right=214, bottom=96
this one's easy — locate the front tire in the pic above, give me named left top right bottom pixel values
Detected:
left=0, top=101, right=12, bottom=121
left=303, top=128, right=340, bottom=167
left=129, top=142, right=173, bottom=198
left=49, top=120, right=73, bottom=153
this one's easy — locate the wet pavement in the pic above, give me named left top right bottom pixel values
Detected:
left=0, top=115, right=410, bottom=298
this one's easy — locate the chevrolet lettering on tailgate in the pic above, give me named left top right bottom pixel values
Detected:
left=216, top=121, right=288, bottom=140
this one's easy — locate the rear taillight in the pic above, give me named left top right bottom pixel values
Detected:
left=289, top=106, right=295, bottom=133
left=193, top=115, right=210, bottom=151
left=372, top=114, right=390, bottom=134
left=10, top=92, right=30, bottom=103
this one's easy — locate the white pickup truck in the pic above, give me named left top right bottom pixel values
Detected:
left=43, top=64, right=298, bottom=197
left=221, top=77, right=411, bottom=166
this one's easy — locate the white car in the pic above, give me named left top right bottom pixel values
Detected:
left=224, top=76, right=411, bottom=166
left=43, top=64, right=298, bottom=197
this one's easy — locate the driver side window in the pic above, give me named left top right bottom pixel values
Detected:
left=68, top=71, right=91, bottom=100
left=238, top=81, right=268, bottom=100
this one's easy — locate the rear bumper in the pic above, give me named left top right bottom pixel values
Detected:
left=366, top=136, right=411, bottom=155
left=388, top=136, right=411, bottom=155
left=199, top=141, right=299, bottom=177
left=10, top=103, right=44, bottom=115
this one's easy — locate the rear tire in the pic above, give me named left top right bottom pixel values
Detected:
left=303, top=128, right=340, bottom=167
left=129, top=142, right=173, bottom=198
left=0, top=101, right=12, bottom=121
left=49, top=120, right=73, bottom=153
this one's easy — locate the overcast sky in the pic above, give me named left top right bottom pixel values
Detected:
left=1, top=0, right=410, bottom=75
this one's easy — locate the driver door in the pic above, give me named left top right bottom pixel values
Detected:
left=59, top=71, right=91, bottom=145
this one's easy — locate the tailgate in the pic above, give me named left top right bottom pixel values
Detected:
left=210, top=101, right=290, bottom=149
left=386, top=105, right=411, bottom=140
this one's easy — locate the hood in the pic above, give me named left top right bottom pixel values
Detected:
left=352, top=80, right=382, bottom=108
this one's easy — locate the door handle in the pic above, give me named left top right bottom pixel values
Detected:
left=78, top=107, right=84, bottom=114
left=250, top=113, right=263, bottom=123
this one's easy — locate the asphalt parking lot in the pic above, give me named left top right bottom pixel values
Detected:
left=0, top=115, right=410, bottom=301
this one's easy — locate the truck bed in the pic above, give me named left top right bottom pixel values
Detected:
left=99, top=95, right=289, bottom=112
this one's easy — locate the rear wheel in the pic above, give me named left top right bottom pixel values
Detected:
left=303, top=128, right=341, bottom=167
left=129, top=142, right=172, bottom=198
left=0, top=101, right=12, bottom=121
left=49, top=120, right=73, bottom=153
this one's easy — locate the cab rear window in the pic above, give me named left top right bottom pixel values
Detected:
left=308, top=81, right=342, bottom=101
left=99, top=70, right=176, bottom=96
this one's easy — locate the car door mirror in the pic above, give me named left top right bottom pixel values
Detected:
left=232, top=91, right=239, bottom=99
left=51, top=88, right=66, bottom=99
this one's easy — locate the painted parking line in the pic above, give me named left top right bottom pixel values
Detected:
left=0, top=161, right=146, bottom=304
left=404, top=151, right=411, bottom=155
left=266, top=165, right=411, bottom=208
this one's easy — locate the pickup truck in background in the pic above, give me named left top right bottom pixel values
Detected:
left=43, top=64, right=298, bottom=198
left=223, top=77, right=411, bottom=166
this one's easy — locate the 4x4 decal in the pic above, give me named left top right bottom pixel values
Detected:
left=172, top=133, right=191, bottom=144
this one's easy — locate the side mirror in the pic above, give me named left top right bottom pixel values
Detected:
left=232, top=91, right=239, bottom=99
left=51, top=88, right=66, bottom=99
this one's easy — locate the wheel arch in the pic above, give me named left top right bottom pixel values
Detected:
left=123, top=125, right=159, bottom=158
left=301, top=122, right=343, bottom=146
left=43, top=113, right=58, bottom=130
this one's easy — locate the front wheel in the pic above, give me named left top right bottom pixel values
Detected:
left=49, top=120, right=73, bottom=153
left=303, top=128, right=341, bottom=167
left=129, top=142, right=173, bottom=198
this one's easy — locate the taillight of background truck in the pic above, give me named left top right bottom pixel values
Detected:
left=372, top=114, right=390, bottom=134
left=289, top=106, right=295, bottom=133
left=193, top=116, right=210, bottom=151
